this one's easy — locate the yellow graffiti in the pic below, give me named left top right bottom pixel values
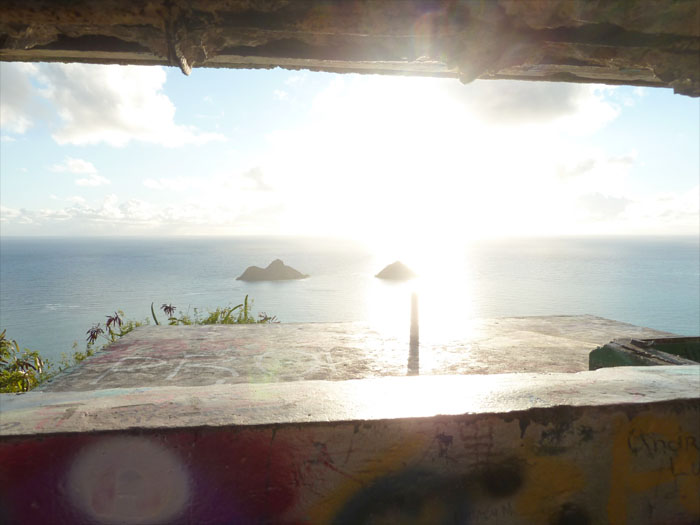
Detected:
left=608, top=413, right=700, bottom=524
left=515, top=454, right=586, bottom=522
left=307, top=431, right=429, bottom=523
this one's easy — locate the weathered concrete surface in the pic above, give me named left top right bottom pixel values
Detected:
left=2, top=319, right=695, bottom=524
left=1, top=0, right=698, bottom=96
left=36, top=315, right=675, bottom=391
left=3, top=365, right=699, bottom=435
left=1, top=367, right=699, bottom=524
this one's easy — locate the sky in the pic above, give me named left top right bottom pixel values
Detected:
left=0, top=62, right=698, bottom=242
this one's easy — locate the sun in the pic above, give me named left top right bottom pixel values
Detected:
left=363, top=230, right=478, bottom=343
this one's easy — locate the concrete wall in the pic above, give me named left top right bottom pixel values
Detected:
left=2, top=367, right=699, bottom=524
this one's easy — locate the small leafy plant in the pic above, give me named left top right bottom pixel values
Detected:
left=0, top=330, right=49, bottom=393
left=152, top=295, right=277, bottom=326
left=1, top=296, right=277, bottom=393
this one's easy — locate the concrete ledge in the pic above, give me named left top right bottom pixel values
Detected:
left=1, top=366, right=699, bottom=524
left=2, top=366, right=698, bottom=436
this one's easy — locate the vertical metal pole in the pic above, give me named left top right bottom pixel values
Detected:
left=408, top=292, right=419, bottom=375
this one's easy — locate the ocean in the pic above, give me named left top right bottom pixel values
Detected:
left=1, top=236, right=698, bottom=365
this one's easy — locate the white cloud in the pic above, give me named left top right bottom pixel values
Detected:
left=119, top=199, right=158, bottom=221
left=2, top=70, right=694, bottom=238
left=442, top=79, right=620, bottom=132
left=143, top=176, right=202, bottom=192
left=0, top=192, right=287, bottom=235
left=608, top=153, right=637, bottom=166
left=273, top=89, right=288, bottom=101
left=49, top=156, right=109, bottom=186
left=557, top=158, right=597, bottom=180
left=284, top=74, right=305, bottom=86
left=255, top=75, right=621, bottom=237
left=75, top=174, right=111, bottom=187
left=143, top=167, right=274, bottom=196
left=626, top=185, right=700, bottom=226
left=577, top=193, right=631, bottom=220
left=50, top=157, right=97, bottom=174
left=620, top=86, right=648, bottom=106
left=552, top=148, right=638, bottom=199
left=5, top=63, right=225, bottom=147
left=0, top=63, right=40, bottom=134
left=0, top=135, right=17, bottom=142
left=0, top=205, right=22, bottom=222
left=242, top=167, right=273, bottom=191
left=247, top=75, right=667, bottom=239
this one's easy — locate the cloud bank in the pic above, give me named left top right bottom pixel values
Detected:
left=1, top=63, right=224, bottom=147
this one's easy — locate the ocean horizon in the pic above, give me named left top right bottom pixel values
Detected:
left=1, top=234, right=698, bottom=365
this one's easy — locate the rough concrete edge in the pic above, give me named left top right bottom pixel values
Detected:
left=1, top=397, right=698, bottom=444
left=2, top=366, right=699, bottom=438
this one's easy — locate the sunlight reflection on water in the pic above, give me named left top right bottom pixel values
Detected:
left=364, top=243, right=478, bottom=344
left=2, top=236, right=697, bottom=363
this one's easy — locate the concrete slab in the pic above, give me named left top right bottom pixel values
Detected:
left=1, top=367, right=699, bottom=524
left=3, top=317, right=696, bottom=524
left=37, top=315, right=675, bottom=391
left=2, top=366, right=699, bottom=436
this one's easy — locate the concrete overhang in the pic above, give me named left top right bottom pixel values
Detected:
left=1, top=0, right=698, bottom=96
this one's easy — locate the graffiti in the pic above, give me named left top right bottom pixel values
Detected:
left=480, top=459, right=523, bottom=498
left=537, top=420, right=574, bottom=454
left=1, top=402, right=698, bottom=524
left=550, top=502, right=590, bottom=525
left=304, top=441, right=360, bottom=484
left=468, top=502, right=514, bottom=521
left=87, top=354, right=241, bottom=385
left=77, top=347, right=346, bottom=386
left=164, top=354, right=241, bottom=382
left=577, top=425, right=594, bottom=442
left=332, top=468, right=472, bottom=524
left=609, top=413, right=700, bottom=524
left=628, top=433, right=700, bottom=457
left=67, top=437, right=189, bottom=524
left=457, top=422, right=494, bottom=467
left=90, top=356, right=169, bottom=385
left=331, top=458, right=524, bottom=524
left=435, top=433, right=453, bottom=459
left=0, top=427, right=298, bottom=524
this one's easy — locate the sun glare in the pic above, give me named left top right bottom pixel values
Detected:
left=364, top=234, right=477, bottom=342
left=271, top=74, right=609, bottom=243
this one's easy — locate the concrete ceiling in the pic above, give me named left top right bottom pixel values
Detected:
left=1, top=0, right=698, bottom=96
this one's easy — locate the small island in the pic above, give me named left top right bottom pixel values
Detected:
left=237, top=259, right=309, bottom=281
left=375, top=261, right=417, bottom=280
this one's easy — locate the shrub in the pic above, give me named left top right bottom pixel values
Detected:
left=0, top=330, right=49, bottom=393
left=1, top=296, right=276, bottom=393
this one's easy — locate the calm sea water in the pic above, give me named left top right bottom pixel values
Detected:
left=1, top=236, right=698, bottom=364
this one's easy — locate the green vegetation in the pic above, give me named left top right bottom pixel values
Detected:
left=152, top=295, right=276, bottom=326
left=0, top=330, right=51, bottom=393
left=0, top=296, right=275, bottom=393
